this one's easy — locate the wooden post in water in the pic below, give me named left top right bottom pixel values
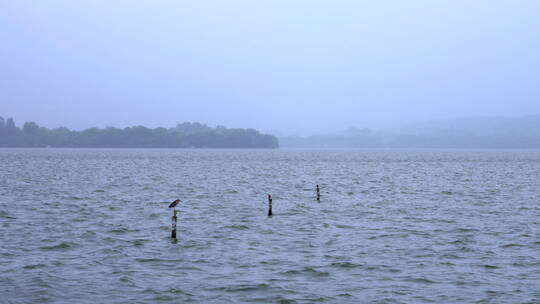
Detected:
left=168, top=199, right=181, bottom=239
left=316, top=184, right=320, bottom=201
left=267, top=194, right=273, bottom=217
left=171, top=209, right=177, bottom=239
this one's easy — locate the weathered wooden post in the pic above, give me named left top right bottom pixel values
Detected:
left=171, top=209, right=177, bottom=239
left=316, top=184, right=320, bottom=201
left=267, top=194, right=273, bottom=216
left=168, top=199, right=181, bottom=239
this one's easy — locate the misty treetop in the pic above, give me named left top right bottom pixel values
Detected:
left=279, top=115, right=540, bottom=149
left=0, top=117, right=279, bottom=148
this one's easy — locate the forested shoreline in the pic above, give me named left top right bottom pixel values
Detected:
left=0, top=117, right=278, bottom=148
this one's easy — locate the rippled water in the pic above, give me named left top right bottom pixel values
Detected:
left=1, top=149, right=539, bottom=303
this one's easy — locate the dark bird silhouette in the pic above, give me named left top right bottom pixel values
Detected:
left=169, top=199, right=181, bottom=208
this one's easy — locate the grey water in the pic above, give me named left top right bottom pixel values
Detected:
left=1, top=149, right=539, bottom=303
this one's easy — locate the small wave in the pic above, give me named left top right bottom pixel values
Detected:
left=455, top=228, right=478, bottom=233
left=335, top=224, right=353, bottom=229
left=68, top=196, right=85, bottom=200
left=226, top=224, right=250, bottom=230
left=441, top=253, right=464, bottom=259
left=282, top=267, right=330, bottom=277
left=131, top=239, right=149, bottom=246
left=109, top=228, right=128, bottom=234
left=406, top=277, right=436, bottom=284
left=136, top=258, right=164, bottom=263
left=330, top=262, right=363, bottom=269
left=135, top=258, right=182, bottom=263
left=165, top=288, right=194, bottom=297
left=40, top=241, right=77, bottom=251
left=223, top=283, right=271, bottom=292
left=0, top=210, right=15, bottom=219
left=501, top=243, right=523, bottom=248
left=23, top=263, right=48, bottom=269
left=109, top=227, right=138, bottom=234
left=459, top=246, right=475, bottom=252
left=82, top=231, right=96, bottom=237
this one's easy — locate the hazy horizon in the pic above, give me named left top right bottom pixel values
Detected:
left=2, top=1, right=539, bottom=136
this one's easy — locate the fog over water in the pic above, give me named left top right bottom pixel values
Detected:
left=1, top=1, right=540, bottom=135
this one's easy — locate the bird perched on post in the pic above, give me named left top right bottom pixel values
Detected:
left=169, top=199, right=181, bottom=209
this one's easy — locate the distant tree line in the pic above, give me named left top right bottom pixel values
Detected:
left=280, top=131, right=540, bottom=149
left=0, top=117, right=279, bottom=148
left=280, top=120, right=540, bottom=149
left=280, top=133, right=540, bottom=149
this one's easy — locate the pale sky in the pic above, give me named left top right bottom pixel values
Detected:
left=1, top=1, right=539, bottom=135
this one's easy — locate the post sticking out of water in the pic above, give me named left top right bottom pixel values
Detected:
left=168, top=199, right=181, bottom=239
left=171, top=208, right=177, bottom=239
left=268, top=194, right=273, bottom=217
left=316, top=184, right=320, bottom=201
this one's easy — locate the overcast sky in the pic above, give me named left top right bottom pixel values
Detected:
left=1, top=1, right=539, bottom=135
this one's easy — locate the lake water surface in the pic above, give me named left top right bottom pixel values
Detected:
left=1, top=149, right=539, bottom=303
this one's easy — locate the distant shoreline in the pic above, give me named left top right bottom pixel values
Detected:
left=0, top=118, right=279, bottom=149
